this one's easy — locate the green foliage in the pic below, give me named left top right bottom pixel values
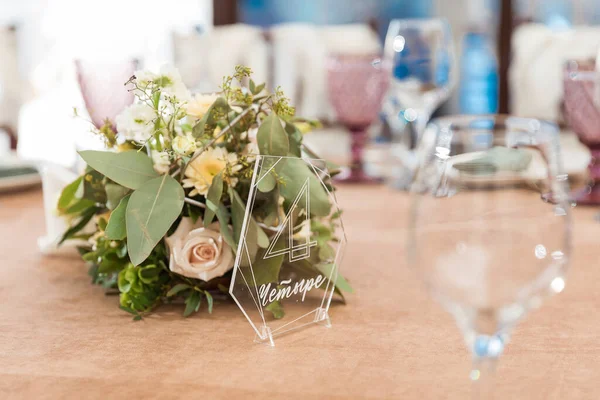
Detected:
left=126, top=175, right=184, bottom=265
left=279, top=161, right=331, bottom=217
left=79, top=150, right=159, bottom=190
left=203, top=172, right=223, bottom=227
left=192, top=97, right=230, bottom=138
left=59, top=64, right=350, bottom=319
left=105, top=183, right=130, bottom=210
left=265, top=301, right=285, bottom=319
left=118, top=263, right=168, bottom=313
left=105, top=194, right=130, bottom=240
left=257, top=112, right=289, bottom=157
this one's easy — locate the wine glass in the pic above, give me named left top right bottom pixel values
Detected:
left=408, top=115, right=571, bottom=398
left=563, top=59, right=600, bottom=205
left=384, top=18, right=456, bottom=148
left=327, top=54, right=391, bottom=183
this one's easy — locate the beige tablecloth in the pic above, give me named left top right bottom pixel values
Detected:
left=0, top=186, right=599, bottom=399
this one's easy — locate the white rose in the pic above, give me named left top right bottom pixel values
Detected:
left=165, top=218, right=234, bottom=282
left=172, top=133, right=197, bottom=156
left=151, top=150, right=171, bottom=174
left=115, top=103, right=155, bottom=142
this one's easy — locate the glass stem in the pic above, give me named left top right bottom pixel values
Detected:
left=410, top=112, right=430, bottom=149
left=349, top=127, right=368, bottom=173
left=471, top=356, right=498, bottom=400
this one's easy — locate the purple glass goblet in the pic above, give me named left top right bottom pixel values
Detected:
left=75, top=59, right=137, bottom=129
left=327, top=54, right=391, bottom=183
left=563, top=60, right=600, bottom=205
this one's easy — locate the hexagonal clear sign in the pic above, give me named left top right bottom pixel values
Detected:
left=229, top=155, right=347, bottom=346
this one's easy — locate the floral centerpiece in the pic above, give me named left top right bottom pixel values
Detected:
left=57, top=65, right=350, bottom=319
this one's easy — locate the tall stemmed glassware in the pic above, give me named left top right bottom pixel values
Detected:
left=384, top=18, right=456, bottom=148
left=409, top=115, right=571, bottom=398
left=563, top=59, right=600, bottom=205
left=327, top=54, right=390, bottom=183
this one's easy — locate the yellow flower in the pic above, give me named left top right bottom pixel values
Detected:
left=295, top=122, right=313, bottom=134
left=186, top=93, right=219, bottom=119
left=172, top=133, right=197, bottom=155
left=213, top=126, right=224, bottom=144
left=116, top=142, right=136, bottom=152
left=183, top=147, right=239, bottom=197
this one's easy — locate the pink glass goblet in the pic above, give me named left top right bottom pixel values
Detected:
left=563, top=60, right=600, bottom=205
left=327, top=54, right=391, bottom=183
left=75, top=59, right=137, bottom=129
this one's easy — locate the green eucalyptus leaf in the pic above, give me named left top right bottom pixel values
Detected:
left=285, top=123, right=303, bottom=157
left=257, top=172, right=276, bottom=193
left=257, top=112, right=289, bottom=156
left=256, top=158, right=281, bottom=193
left=105, top=183, right=130, bottom=210
left=203, top=172, right=223, bottom=227
left=126, top=175, right=185, bottom=266
left=79, top=150, right=159, bottom=190
left=105, top=194, right=131, bottom=240
left=279, top=160, right=331, bottom=217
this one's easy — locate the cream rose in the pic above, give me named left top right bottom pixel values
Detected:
left=165, top=218, right=234, bottom=281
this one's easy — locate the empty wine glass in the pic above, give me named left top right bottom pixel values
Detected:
left=384, top=18, right=456, bottom=148
left=409, top=115, right=571, bottom=398
left=563, top=59, right=600, bottom=205
left=327, top=54, right=391, bottom=183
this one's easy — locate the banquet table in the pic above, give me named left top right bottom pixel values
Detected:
left=1, top=185, right=599, bottom=399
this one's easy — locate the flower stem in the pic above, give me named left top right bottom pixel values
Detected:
left=184, top=197, right=206, bottom=209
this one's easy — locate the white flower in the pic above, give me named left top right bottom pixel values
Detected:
left=151, top=150, right=171, bottom=174
left=186, top=93, right=219, bottom=119
left=172, top=133, right=197, bottom=156
left=165, top=218, right=234, bottom=282
left=134, top=69, right=157, bottom=86
left=156, top=65, right=190, bottom=101
left=182, top=147, right=239, bottom=196
left=115, top=103, right=156, bottom=142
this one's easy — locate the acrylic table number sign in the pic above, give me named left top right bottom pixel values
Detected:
left=229, top=155, right=347, bottom=346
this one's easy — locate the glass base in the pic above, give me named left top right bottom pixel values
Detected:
left=335, top=167, right=382, bottom=184
left=572, top=184, right=600, bottom=206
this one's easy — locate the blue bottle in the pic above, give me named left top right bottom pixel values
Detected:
left=459, top=31, right=499, bottom=114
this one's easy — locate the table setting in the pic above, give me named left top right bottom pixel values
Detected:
left=3, top=11, right=600, bottom=400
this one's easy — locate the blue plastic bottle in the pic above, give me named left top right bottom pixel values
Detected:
left=459, top=31, right=499, bottom=114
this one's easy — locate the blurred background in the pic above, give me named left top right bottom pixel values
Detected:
left=1, top=0, right=599, bottom=180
